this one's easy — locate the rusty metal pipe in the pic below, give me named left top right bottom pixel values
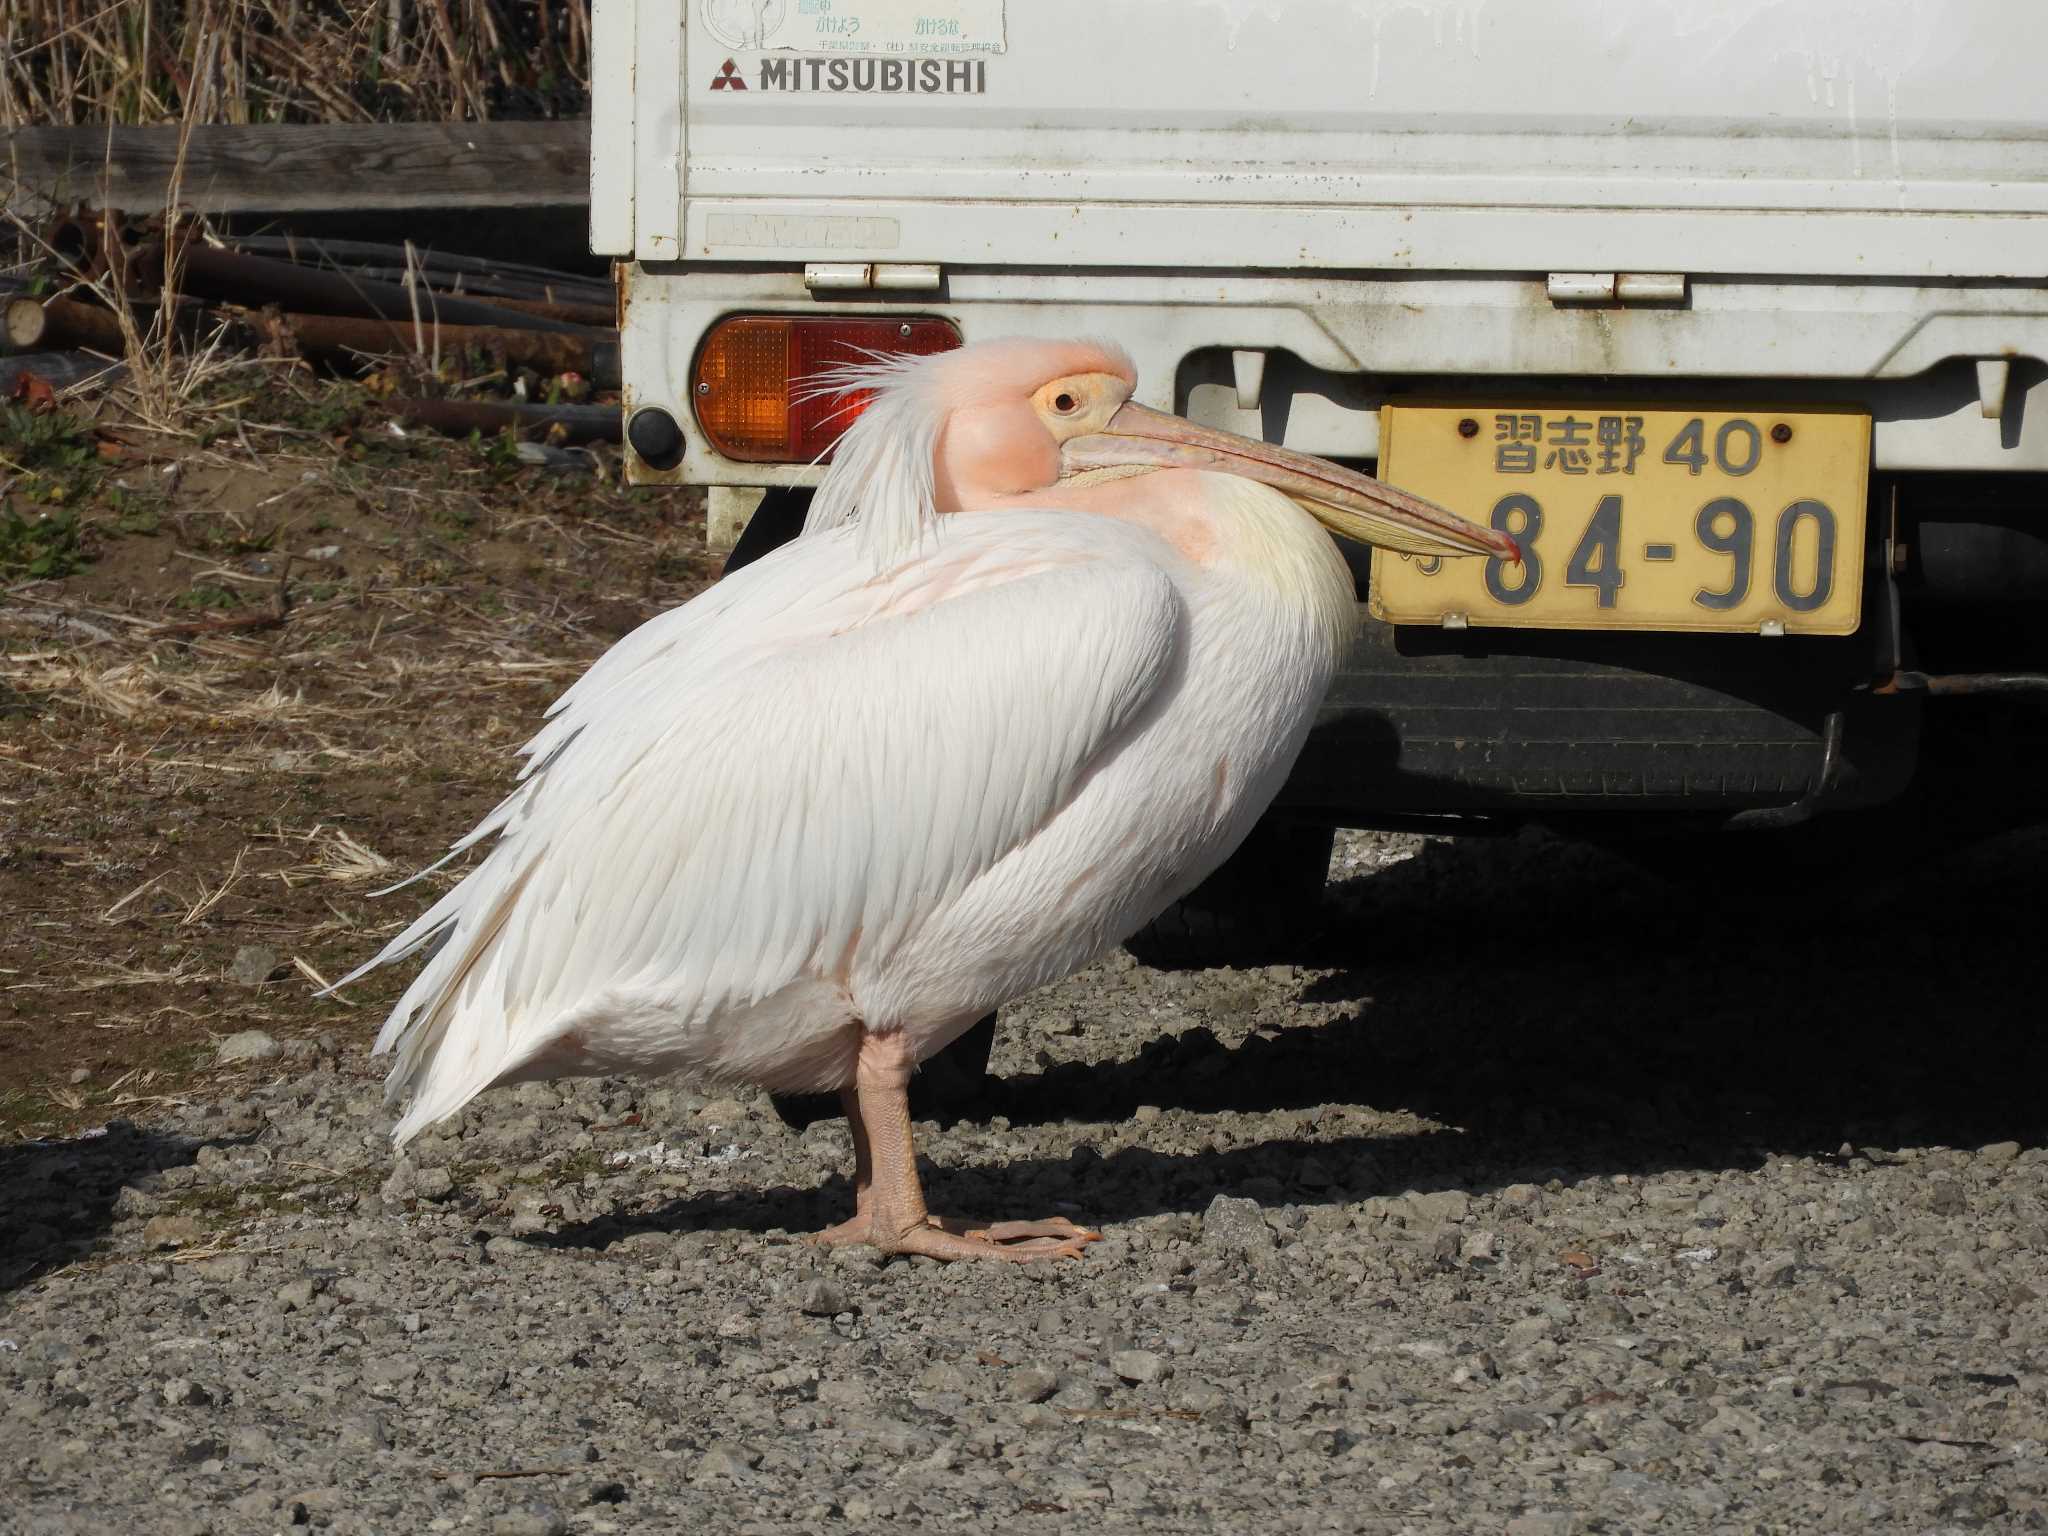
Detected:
left=394, top=397, right=622, bottom=442
left=181, top=244, right=596, bottom=336
left=413, top=291, right=615, bottom=328
left=224, top=259, right=612, bottom=322
left=258, top=310, right=620, bottom=386
left=224, top=235, right=610, bottom=292
left=271, top=265, right=605, bottom=309
left=1878, top=670, right=2048, bottom=696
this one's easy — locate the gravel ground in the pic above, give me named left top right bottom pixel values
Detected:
left=5, top=824, right=2046, bottom=1535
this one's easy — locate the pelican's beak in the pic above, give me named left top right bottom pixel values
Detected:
left=1061, top=401, right=1518, bottom=562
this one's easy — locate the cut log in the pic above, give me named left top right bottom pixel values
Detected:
left=6, top=296, right=235, bottom=354
left=7, top=297, right=124, bottom=353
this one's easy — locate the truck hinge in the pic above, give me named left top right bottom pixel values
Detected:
left=804, top=263, right=943, bottom=294
left=1546, top=273, right=1687, bottom=307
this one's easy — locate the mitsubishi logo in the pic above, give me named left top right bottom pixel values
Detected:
left=710, top=58, right=747, bottom=90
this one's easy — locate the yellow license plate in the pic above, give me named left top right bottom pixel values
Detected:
left=1369, top=405, right=1872, bottom=635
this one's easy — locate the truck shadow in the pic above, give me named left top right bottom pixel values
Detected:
left=544, top=821, right=2044, bottom=1248
left=992, top=821, right=2048, bottom=1167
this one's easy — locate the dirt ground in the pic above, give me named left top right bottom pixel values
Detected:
left=0, top=370, right=717, bottom=1137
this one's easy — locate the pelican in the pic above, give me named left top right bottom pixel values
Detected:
left=343, top=338, right=1514, bottom=1262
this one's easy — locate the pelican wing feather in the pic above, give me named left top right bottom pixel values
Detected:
left=345, top=514, right=1185, bottom=1142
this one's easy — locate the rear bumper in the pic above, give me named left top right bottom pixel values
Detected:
left=1280, top=611, right=1920, bottom=824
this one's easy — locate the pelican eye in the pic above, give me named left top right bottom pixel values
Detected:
left=1052, top=391, right=1079, bottom=415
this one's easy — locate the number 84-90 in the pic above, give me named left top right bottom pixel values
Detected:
left=1483, top=493, right=1841, bottom=614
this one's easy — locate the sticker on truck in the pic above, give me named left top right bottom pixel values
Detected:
left=700, top=0, right=1005, bottom=56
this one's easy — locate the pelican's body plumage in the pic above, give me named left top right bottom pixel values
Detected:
left=347, top=338, right=1513, bottom=1260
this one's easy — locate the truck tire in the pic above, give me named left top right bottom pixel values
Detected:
left=1124, top=818, right=1336, bottom=969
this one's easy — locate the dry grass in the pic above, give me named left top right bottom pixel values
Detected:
left=0, top=369, right=714, bottom=1137
left=2, top=0, right=591, bottom=128
left=4, top=28, right=302, bottom=451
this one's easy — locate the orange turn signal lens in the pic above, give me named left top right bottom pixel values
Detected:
left=692, top=315, right=962, bottom=463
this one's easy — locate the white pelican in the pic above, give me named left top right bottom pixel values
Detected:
left=344, top=338, right=1514, bottom=1262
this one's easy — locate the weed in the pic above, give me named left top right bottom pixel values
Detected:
left=0, top=507, right=87, bottom=579
left=0, top=403, right=102, bottom=508
left=470, top=427, right=526, bottom=477
left=288, top=384, right=371, bottom=439
left=105, top=486, right=165, bottom=535
left=174, top=583, right=241, bottom=612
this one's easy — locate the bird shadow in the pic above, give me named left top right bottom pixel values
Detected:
left=540, top=823, right=2045, bottom=1249
left=0, top=1121, right=205, bottom=1294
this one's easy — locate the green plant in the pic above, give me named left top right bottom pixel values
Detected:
left=174, top=582, right=241, bottom=611
left=0, top=403, right=102, bottom=508
left=105, top=485, right=165, bottom=535
left=470, top=426, right=525, bottom=474
left=0, top=507, right=86, bottom=579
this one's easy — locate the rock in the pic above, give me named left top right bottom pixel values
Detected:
left=287, top=1489, right=345, bottom=1518
left=412, top=1166, right=455, bottom=1201
left=227, top=947, right=283, bottom=989
left=1110, top=1349, right=1170, bottom=1385
left=1408, top=1188, right=1472, bottom=1223
left=1007, top=1367, right=1060, bottom=1403
left=363, top=1356, right=419, bottom=1396
left=1500, top=1183, right=1545, bottom=1207
left=1201, top=1193, right=1275, bottom=1252
left=141, top=1214, right=203, bottom=1250
left=918, top=1361, right=972, bottom=1393
left=1170, top=1380, right=1229, bottom=1414
left=174, top=1436, right=227, bottom=1465
left=694, top=1098, right=748, bottom=1126
left=1979, top=1141, right=2023, bottom=1165
left=215, top=1027, right=280, bottom=1063
left=336, top=1414, right=388, bottom=1453
left=276, top=1277, right=317, bottom=1311
left=1051, top=1379, right=1105, bottom=1411
left=799, top=1279, right=850, bottom=1317
left=493, top=1506, right=568, bottom=1536
left=692, top=1441, right=760, bottom=1481
left=227, top=1425, right=276, bottom=1463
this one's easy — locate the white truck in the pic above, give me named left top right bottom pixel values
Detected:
left=589, top=0, right=2048, bottom=946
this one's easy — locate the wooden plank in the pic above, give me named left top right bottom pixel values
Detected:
left=2, top=121, right=591, bottom=215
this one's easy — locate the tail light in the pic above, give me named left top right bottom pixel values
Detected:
left=692, top=315, right=962, bottom=463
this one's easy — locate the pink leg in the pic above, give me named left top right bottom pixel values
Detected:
left=809, top=1030, right=1100, bottom=1263
left=809, top=1088, right=873, bottom=1247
